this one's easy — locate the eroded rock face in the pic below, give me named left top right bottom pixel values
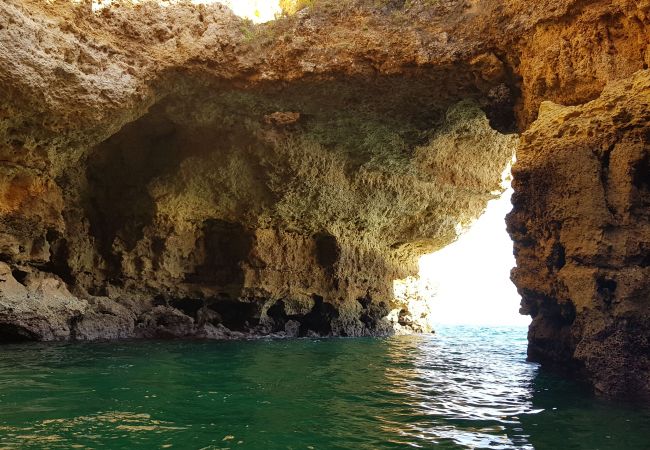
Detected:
left=0, top=81, right=515, bottom=339
left=508, top=71, right=650, bottom=400
left=0, top=1, right=518, bottom=341
left=508, top=0, right=650, bottom=128
left=0, top=0, right=649, bottom=399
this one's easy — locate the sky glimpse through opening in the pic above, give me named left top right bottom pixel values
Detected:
left=418, top=187, right=530, bottom=327
left=90, top=0, right=284, bottom=23
left=394, top=164, right=530, bottom=329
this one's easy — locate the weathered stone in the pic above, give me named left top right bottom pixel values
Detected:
left=0, top=262, right=87, bottom=341
left=0, top=0, right=649, bottom=400
left=508, top=71, right=650, bottom=400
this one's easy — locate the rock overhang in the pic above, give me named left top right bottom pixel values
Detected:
left=1, top=0, right=649, bottom=400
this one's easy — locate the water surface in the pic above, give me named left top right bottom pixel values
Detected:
left=0, top=326, right=648, bottom=449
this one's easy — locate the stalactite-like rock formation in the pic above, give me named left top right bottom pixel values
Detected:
left=0, top=0, right=648, bottom=398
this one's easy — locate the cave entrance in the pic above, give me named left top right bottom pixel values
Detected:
left=395, top=171, right=530, bottom=328
left=91, top=0, right=285, bottom=23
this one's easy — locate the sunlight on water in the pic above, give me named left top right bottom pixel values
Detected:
left=0, top=327, right=648, bottom=449
left=382, top=328, right=539, bottom=448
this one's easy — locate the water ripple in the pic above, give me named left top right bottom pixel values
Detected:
left=0, top=326, right=648, bottom=449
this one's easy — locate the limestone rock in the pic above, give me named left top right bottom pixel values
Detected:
left=507, top=71, right=650, bottom=400
left=0, top=262, right=87, bottom=340
left=0, top=0, right=649, bottom=400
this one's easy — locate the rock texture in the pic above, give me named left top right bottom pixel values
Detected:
left=0, top=0, right=649, bottom=398
left=0, top=0, right=518, bottom=342
left=508, top=71, right=650, bottom=400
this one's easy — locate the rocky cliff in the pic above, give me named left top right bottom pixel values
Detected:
left=0, top=0, right=648, bottom=398
left=508, top=72, right=650, bottom=400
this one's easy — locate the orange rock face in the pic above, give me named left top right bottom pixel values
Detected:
left=508, top=71, right=650, bottom=399
left=510, top=0, right=650, bottom=127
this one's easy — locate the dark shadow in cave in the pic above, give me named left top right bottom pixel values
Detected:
left=186, top=219, right=254, bottom=290
left=84, top=103, right=184, bottom=277
left=207, top=298, right=260, bottom=332
left=0, top=323, right=38, bottom=343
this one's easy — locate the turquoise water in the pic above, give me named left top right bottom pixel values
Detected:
left=0, top=326, right=648, bottom=449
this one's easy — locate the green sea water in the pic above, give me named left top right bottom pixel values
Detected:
left=0, top=326, right=648, bottom=449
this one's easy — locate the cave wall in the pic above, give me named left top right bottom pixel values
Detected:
left=0, top=83, right=514, bottom=339
left=0, top=0, right=649, bottom=399
left=503, top=0, right=650, bottom=399
left=0, top=0, right=518, bottom=341
left=505, top=0, right=650, bottom=128
left=508, top=71, right=650, bottom=399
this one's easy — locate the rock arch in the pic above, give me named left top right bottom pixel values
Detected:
left=0, top=0, right=648, bottom=398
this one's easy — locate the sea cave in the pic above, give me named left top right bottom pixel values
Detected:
left=0, top=0, right=649, bottom=448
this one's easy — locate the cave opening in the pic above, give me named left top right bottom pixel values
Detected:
left=395, top=168, right=529, bottom=328
left=90, top=0, right=286, bottom=23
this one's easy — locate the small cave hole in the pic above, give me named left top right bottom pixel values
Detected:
left=43, top=229, right=75, bottom=285
left=299, top=295, right=339, bottom=336
left=152, top=295, right=167, bottom=307
left=169, top=298, right=205, bottom=318
left=10, top=268, right=28, bottom=286
left=596, top=277, right=617, bottom=307
left=267, top=300, right=288, bottom=332
left=314, top=232, right=340, bottom=269
left=0, top=323, right=38, bottom=343
left=208, top=299, right=260, bottom=331
left=547, top=242, right=566, bottom=271
left=150, top=237, right=166, bottom=270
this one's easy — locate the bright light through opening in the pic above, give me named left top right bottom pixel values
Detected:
left=210, top=0, right=282, bottom=23
left=91, top=0, right=283, bottom=23
left=395, top=160, right=530, bottom=328
left=420, top=186, right=529, bottom=327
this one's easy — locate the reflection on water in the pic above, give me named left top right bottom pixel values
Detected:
left=382, top=328, right=539, bottom=449
left=0, top=327, right=648, bottom=449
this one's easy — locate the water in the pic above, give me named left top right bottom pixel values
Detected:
left=0, top=326, right=648, bottom=449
